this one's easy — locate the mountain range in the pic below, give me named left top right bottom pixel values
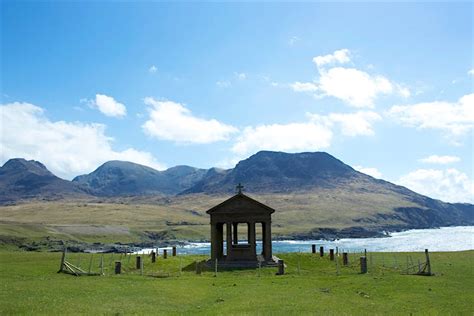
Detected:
left=0, top=151, right=472, bottom=233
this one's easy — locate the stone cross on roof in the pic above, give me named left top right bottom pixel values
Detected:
left=236, top=183, right=244, bottom=194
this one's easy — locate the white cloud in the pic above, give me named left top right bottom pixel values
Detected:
left=288, top=36, right=300, bottom=46
left=290, top=82, right=318, bottom=93
left=292, top=49, right=411, bottom=107
left=313, top=48, right=351, bottom=67
left=388, top=93, right=474, bottom=138
left=149, top=65, right=158, bottom=73
left=235, top=72, right=247, bottom=80
left=89, top=94, right=127, bottom=117
left=468, top=69, right=474, bottom=76
left=0, top=102, right=164, bottom=179
left=317, top=67, right=394, bottom=108
left=354, top=166, right=383, bottom=178
left=142, top=98, right=238, bottom=144
left=231, top=122, right=333, bottom=156
left=216, top=81, right=231, bottom=88
left=308, top=111, right=382, bottom=136
left=419, top=155, right=461, bottom=164
left=397, top=168, right=474, bottom=203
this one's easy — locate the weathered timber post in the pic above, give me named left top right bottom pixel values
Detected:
left=136, top=256, right=142, bottom=269
left=319, top=246, right=324, bottom=257
left=276, top=260, right=285, bottom=275
left=58, top=247, right=67, bottom=273
left=342, top=252, right=349, bottom=266
left=196, top=261, right=202, bottom=275
left=172, top=246, right=177, bottom=256
left=312, top=244, right=316, bottom=254
left=115, top=261, right=121, bottom=274
left=151, top=251, right=156, bottom=263
left=100, top=254, right=104, bottom=275
left=364, top=249, right=367, bottom=257
left=336, top=247, right=339, bottom=256
left=329, top=249, right=335, bottom=261
left=360, top=256, right=367, bottom=274
left=425, top=249, right=432, bottom=275
left=163, top=249, right=168, bottom=259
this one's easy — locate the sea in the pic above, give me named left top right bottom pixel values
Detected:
left=134, top=225, right=474, bottom=255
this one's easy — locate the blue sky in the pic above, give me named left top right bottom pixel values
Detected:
left=1, top=2, right=473, bottom=203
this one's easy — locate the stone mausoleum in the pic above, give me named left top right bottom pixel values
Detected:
left=206, top=184, right=278, bottom=267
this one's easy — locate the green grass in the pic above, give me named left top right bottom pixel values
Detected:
left=1, top=250, right=472, bottom=314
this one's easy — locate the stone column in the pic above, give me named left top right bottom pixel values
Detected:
left=226, top=222, right=232, bottom=259
left=248, top=221, right=256, bottom=257
left=233, top=222, right=238, bottom=245
left=263, top=220, right=272, bottom=261
left=210, top=222, right=218, bottom=261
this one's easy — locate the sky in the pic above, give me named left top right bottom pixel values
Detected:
left=1, top=2, right=473, bottom=203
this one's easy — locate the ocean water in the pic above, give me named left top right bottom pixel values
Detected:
left=135, top=226, right=474, bottom=255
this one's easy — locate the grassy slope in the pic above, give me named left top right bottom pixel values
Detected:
left=0, top=189, right=417, bottom=245
left=0, top=250, right=472, bottom=314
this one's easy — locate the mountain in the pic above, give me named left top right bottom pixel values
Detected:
left=183, top=151, right=357, bottom=194
left=0, top=158, right=88, bottom=204
left=72, top=161, right=206, bottom=196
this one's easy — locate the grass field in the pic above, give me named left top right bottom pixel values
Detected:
left=1, top=250, right=472, bottom=314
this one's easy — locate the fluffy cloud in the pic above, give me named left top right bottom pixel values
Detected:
left=231, top=122, right=333, bottom=156
left=149, top=65, right=158, bottom=73
left=89, top=94, right=127, bottom=117
left=235, top=72, right=247, bottom=80
left=142, top=98, right=238, bottom=144
left=216, top=81, right=231, bottom=88
left=290, top=82, right=318, bottom=92
left=388, top=93, right=474, bottom=138
left=354, top=166, right=383, bottom=178
left=308, top=111, right=382, bottom=136
left=419, top=155, right=461, bottom=164
left=397, top=168, right=474, bottom=203
left=0, top=102, right=164, bottom=179
left=312, top=48, right=351, bottom=67
left=468, top=69, right=474, bottom=76
left=292, top=49, right=410, bottom=108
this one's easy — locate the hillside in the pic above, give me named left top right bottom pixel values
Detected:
left=0, top=152, right=472, bottom=246
left=0, top=159, right=89, bottom=204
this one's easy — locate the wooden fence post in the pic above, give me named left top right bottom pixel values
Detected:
left=136, top=256, right=141, bottom=269
left=172, top=246, right=177, bottom=256
left=360, top=256, right=367, bottom=274
left=163, top=249, right=168, bottom=259
left=329, top=249, right=335, bottom=261
left=312, top=244, right=316, bottom=254
left=425, top=249, right=432, bottom=275
left=151, top=251, right=156, bottom=263
left=319, top=246, right=324, bottom=257
left=276, top=260, right=285, bottom=275
left=58, top=247, right=67, bottom=273
left=115, top=261, right=121, bottom=274
left=342, top=252, right=348, bottom=266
